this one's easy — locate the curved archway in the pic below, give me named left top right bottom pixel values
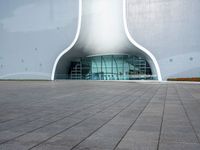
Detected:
left=51, top=0, right=82, bottom=80
left=122, top=0, right=162, bottom=81
left=51, top=0, right=162, bottom=81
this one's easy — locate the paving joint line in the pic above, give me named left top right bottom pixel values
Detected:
left=113, top=85, right=162, bottom=150
left=0, top=86, right=140, bottom=145
left=182, top=85, right=200, bottom=105
left=0, top=91, right=113, bottom=129
left=70, top=85, right=154, bottom=150
left=156, top=85, right=168, bottom=150
left=175, top=85, right=200, bottom=144
left=0, top=87, right=105, bottom=125
left=29, top=85, right=151, bottom=150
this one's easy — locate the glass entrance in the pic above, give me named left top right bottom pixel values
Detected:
left=68, top=54, right=156, bottom=80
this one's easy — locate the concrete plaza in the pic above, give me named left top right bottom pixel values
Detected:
left=0, top=80, right=200, bottom=150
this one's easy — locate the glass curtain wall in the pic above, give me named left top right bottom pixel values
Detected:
left=69, top=54, right=155, bottom=80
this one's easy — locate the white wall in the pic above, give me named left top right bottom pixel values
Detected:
left=0, top=0, right=79, bottom=79
left=127, top=0, right=200, bottom=80
left=0, top=0, right=200, bottom=80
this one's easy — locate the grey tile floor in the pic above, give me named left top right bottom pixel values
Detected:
left=0, top=80, right=200, bottom=150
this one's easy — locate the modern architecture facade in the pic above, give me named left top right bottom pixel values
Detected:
left=0, top=0, right=200, bottom=81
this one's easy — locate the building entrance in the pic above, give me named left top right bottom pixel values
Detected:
left=68, top=54, right=155, bottom=80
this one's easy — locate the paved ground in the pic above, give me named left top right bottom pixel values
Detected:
left=0, top=81, right=200, bottom=150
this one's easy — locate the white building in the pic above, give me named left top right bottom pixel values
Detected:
left=0, top=0, right=200, bottom=81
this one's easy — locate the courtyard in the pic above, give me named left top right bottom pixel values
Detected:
left=0, top=80, right=200, bottom=150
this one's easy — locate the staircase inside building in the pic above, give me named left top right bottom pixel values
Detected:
left=69, top=61, right=82, bottom=80
left=68, top=55, right=154, bottom=80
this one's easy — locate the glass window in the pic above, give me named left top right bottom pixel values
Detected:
left=68, top=54, right=155, bottom=80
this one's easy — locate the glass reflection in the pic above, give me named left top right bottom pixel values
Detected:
left=68, top=54, right=156, bottom=80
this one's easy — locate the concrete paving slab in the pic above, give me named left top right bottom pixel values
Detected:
left=0, top=81, right=199, bottom=150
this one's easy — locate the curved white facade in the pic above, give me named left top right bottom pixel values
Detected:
left=0, top=0, right=200, bottom=80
